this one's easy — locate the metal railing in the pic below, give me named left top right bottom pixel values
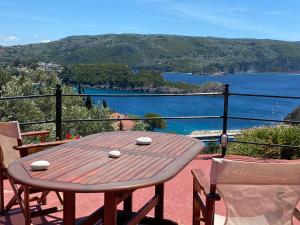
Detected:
left=1, top=83, right=300, bottom=156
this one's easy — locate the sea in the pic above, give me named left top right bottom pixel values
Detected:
left=85, top=73, right=300, bottom=134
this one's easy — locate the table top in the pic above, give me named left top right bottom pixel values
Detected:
left=8, top=131, right=205, bottom=192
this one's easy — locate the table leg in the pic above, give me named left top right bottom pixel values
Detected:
left=104, top=192, right=117, bottom=225
left=24, top=187, right=31, bottom=225
left=155, top=183, right=164, bottom=220
left=124, top=194, right=133, bottom=212
left=63, top=192, right=76, bottom=225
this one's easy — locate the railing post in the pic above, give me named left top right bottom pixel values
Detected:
left=55, top=84, right=62, bottom=140
left=221, top=83, right=229, bottom=157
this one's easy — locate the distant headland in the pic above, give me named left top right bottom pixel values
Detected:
left=1, top=34, right=300, bottom=74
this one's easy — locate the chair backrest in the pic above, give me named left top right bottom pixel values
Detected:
left=0, top=121, right=21, bottom=169
left=210, top=158, right=300, bottom=225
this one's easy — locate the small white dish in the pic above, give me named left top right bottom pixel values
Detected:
left=136, top=137, right=152, bottom=145
left=30, top=160, right=50, bottom=171
left=109, top=150, right=121, bottom=158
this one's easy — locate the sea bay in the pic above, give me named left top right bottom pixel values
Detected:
left=85, top=73, right=300, bottom=134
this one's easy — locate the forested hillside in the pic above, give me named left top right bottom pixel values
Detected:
left=1, top=34, right=300, bottom=73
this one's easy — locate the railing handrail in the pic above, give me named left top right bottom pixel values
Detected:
left=2, top=92, right=300, bottom=99
left=0, top=94, right=55, bottom=100
left=62, top=92, right=224, bottom=97
left=230, top=92, right=300, bottom=99
left=2, top=83, right=300, bottom=153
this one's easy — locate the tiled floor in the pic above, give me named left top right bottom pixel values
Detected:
left=1, top=155, right=299, bottom=225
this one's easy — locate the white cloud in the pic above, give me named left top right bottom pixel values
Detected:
left=137, top=0, right=299, bottom=41
left=0, top=35, right=20, bottom=46
left=40, top=39, right=50, bottom=43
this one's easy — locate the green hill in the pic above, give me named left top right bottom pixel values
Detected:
left=1, top=34, right=300, bottom=73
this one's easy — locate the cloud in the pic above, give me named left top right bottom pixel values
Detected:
left=137, top=0, right=299, bottom=40
left=0, top=35, right=20, bottom=46
left=40, top=40, right=50, bottom=43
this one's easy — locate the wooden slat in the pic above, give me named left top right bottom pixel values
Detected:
left=89, top=155, right=144, bottom=184
left=132, top=158, right=173, bottom=180
left=173, top=140, right=197, bottom=155
left=24, top=148, right=98, bottom=178
left=111, top=157, right=161, bottom=182
left=21, top=130, right=50, bottom=137
left=14, top=140, right=72, bottom=151
left=54, top=152, right=118, bottom=183
left=37, top=151, right=109, bottom=181
left=75, top=154, right=137, bottom=184
left=101, top=156, right=157, bottom=183
left=23, top=147, right=86, bottom=170
left=140, top=158, right=174, bottom=179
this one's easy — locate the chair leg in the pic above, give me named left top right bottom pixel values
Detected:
left=205, top=197, right=215, bottom=225
left=37, top=191, right=50, bottom=205
left=55, top=192, right=64, bottom=205
left=0, top=168, right=4, bottom=214
left=8, top=178, right=32, bottom=225
left=193, top=178, right=201, bottom=225
left=6, top=185, right=24, bottom=211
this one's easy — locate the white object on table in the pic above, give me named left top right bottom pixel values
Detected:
left=109, top=150, right=121, bottom=158
left=136, top=137, right=152, bottom=145
left=30, top=160, right=50, bottom=171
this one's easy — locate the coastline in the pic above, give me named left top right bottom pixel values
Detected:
left=79, top=82, right=224, bottom=94
left=189, top=129, right=241, bottom=136
left=165, top=71, right=300, bottom=76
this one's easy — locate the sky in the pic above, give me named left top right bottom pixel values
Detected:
left=0, top=0, right=300, bottom=46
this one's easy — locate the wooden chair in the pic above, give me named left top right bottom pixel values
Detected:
left=0, top=121, right=68, bottom=223
left=192, top=158, right=300, bottom=225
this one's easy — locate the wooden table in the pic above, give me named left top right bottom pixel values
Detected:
left=8, top=131, right=205, bottom=225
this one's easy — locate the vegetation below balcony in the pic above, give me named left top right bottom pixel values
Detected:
left=228, top=125, right=300, bottom=159
left=0, top=68, right=114, bottom=138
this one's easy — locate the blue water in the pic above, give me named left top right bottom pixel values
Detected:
left=85, top=73, right=300, bottom=134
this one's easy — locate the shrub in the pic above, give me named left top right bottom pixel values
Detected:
left=228, top=125, right=300, bottom=159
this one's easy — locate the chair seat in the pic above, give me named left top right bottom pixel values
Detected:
left=214, top=214, right=272, bottom=225
left=214, top=214, right=226, bottom=225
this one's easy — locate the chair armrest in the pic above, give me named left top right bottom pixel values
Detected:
left=21, top=130, right=50, bottom=138
left=192, top=169, right=220, bottom=201
left=13, top=140, right=71, bottom=151
left=192, top=169, right=210, bottom=195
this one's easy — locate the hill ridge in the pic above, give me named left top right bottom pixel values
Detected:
left=1, top=34, right=300, bottom=74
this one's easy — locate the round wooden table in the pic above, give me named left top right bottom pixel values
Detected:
left=8, top=131, right=205, bottom=225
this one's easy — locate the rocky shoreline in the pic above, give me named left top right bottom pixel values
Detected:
left=87, top=82, right=225, bottom=94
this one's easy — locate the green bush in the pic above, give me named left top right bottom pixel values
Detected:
left=228, top=125, right=300, bottom=159
left=0, top=68, right=114, bottom=139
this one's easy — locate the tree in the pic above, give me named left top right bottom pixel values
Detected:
left=0, top=68, right=113, bottom=138
left=85, top=96, right=93, bottom=109
left=144, top=113, right=167, bottom=131
left=78, top=83, right=83, bottom=94
left=102, top=100, right=108, bottom=108
left=12, top=58, right=21, bottom=67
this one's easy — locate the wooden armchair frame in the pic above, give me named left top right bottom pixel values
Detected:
left=192, top=170, right=220, bottom=225
left=0, top=126, right=70, bottom=224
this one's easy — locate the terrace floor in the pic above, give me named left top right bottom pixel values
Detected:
left=1, top=155, right=299, bottom=225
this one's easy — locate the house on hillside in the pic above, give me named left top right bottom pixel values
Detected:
left=37, top=62, right=62, bottom=73
left=111, top=113, right=134, bottom=131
